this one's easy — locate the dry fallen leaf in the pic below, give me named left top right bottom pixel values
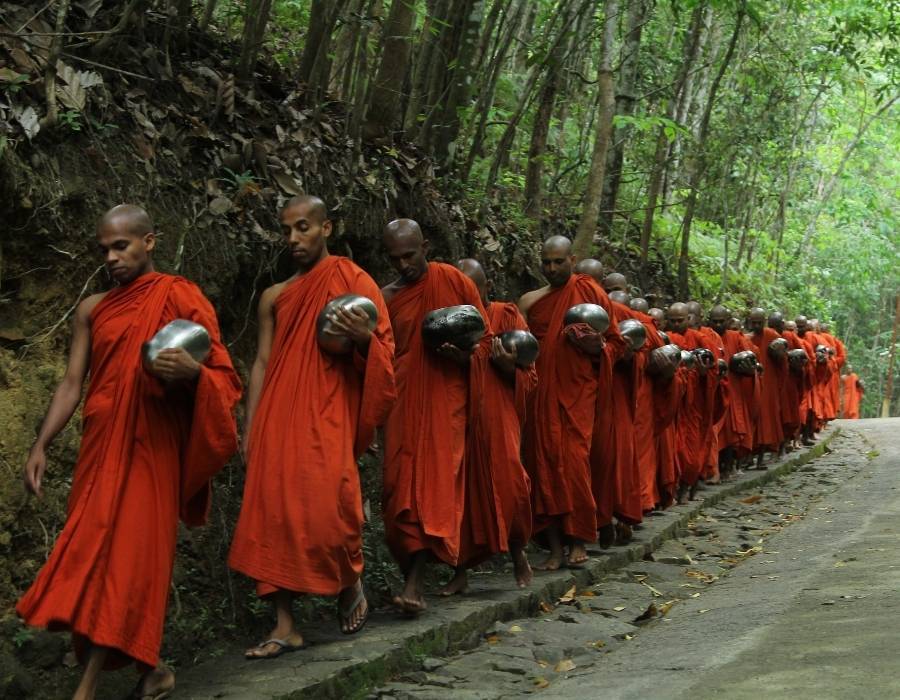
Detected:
left=741, top=494, right=763, bottom=504
left=699, top=609, right=710, bottom=614
left=509, top=625, right=523, bottom=633
left=634, top=604, right=658, bottom=623
left=554, top=659, right=576, bottom=673
left=613, top=606, right=626, bottom=611
left=659, top=600, right=676, bottom=615
left=580, top=590, right=596, bottom=597
left=591, top=640, right=606, bottom=649
left=539, top=601, right=554, bottom=613
left=534, top=677, right=550, bottom=689
left=558, top=585, right=577, bottom=604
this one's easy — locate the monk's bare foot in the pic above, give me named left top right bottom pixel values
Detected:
left=689, top=483, right=698, bottom=500
left=338, top=579, right=369, bottom=634
left=245, top=630, right=306, bottom=659
left=132, top=666, right=176, bottom=699
left=615, top=522, right=633, bottom=544
left=676, top=484, right=689, bottom=505
left=598, top=523, right=616, bottom=549
left=566, top=541, right=589, bottom=568
left=512, top=548, right=533, bottom=588
left=392, top=593, right=427, bottom=616
left=438, top=568, right=469, bottom=596
left=534, top=551, right=564, bottom=571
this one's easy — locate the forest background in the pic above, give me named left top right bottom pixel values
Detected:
left=0, top=0, right=897, bottom=695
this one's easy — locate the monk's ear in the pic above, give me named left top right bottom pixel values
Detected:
left=144, top=231, right=156, bottom=253
left=322, top=218, right=333, bottom=238
left=422, top=239, right=430, bottom=255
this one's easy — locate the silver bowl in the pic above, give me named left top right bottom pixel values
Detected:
left=648, top=343, right=682, bottom=376
left=422, top=304, right=486, bottom=350
left=692, top=348, right=715, bottom=368
left=658, top=330, right=670, bottom=345
left=142, top=319, right=211, bottom=369
left=564, top=303, right=610, bottom=333
left=499, top=329, right=539, bottom=368
left=316, top=294, right=378, bottom=355
left=618, top=319, right=647, bottom=351
left=788, top=348, right=809, bottom=367
left=768, top=337, right=789, bottom=358
left=680, top=349, right=696, bottom=369
left=729, top=349, right=758, bottom=376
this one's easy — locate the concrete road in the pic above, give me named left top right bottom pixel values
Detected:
left=546, top=418, right=899, bottom=700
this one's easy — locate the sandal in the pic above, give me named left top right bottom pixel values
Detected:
left=339, top=583, right=370, bottom=635
left=244, top=637, right=308, bottom=660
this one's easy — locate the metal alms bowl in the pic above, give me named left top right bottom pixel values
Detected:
left=316, top=294, right=378, bottom=355
left=499, top=329, right=539, bottom=367
left=788, top=348, right=809, bottom=366
left=618, top=318, right=647, bottom=351
left=648, top=343, right=682, bottom=376
left=692, top=347, right=715, bottom=368
left=658, top=330, right=671, bottom=345
left=422, top=304, right=486, bottom=350
left=768, top=337, right=789, bottom=358
left=680, top=349, right=696, bottom=369
left=564, top=303, right=610, bottom=334
left=729, top=349, right=758, bottom=376
left=141, top=319, right=211, bottom=369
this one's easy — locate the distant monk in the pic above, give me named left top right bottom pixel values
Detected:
left=17, top=205, right=241, bottom=700
left=689, top=301, right=727, bottom=485
left=439, top=259, right=536, bottom=595
left=795, top=315, right=821, bottom=443
left=519, top=237, right=624, bottom=568
left=820, top=323, right=846, bottom=420
left=648, top=307, right=666, bottom=327
left=380, top=219, right=491, bottom=614
left=841, top=365, right=863, bottom=419
left=747, top=307, right=788, bottom=468
left=229, top=196, right=396, bottom=657
left=602, top=272, right=628, bottom=293
left=709, top=305, right=758, bottom=478
left=630, top=297, right=650, bottom=313
left=574, top=258, right=604, bottom=280
left=772, top=312, right=813, bottom=450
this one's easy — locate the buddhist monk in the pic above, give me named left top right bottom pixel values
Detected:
left=630, top=297, right=650, bottom=313
left=689, top=301, right=727, bottom=485
left=229, top=196, right=396, bottom=656
left=709, top=305, right=758, bottom=479
left=820, top=323, right=846, bottom=420
left=841, top=365, right=864, bottom=419
left=17, top=205, right=241, bottom=700
left=519, top=237, right=624, bottom=568
left=380, top=220, right=491, bottom=614
left=795, top=315, right=820, bottom=443
left=772, top=312, right=814, bottom=450
left=648, top=307, right=666, bottom=327
left=574, top=258, right=604, bottom=280
left=439, top=259, right=536, bottom=595
left=602, top=272, right=628, bottom=293
left=747, top=308, right=788, bottom=468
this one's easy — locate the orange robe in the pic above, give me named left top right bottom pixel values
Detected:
left=459, top=302, right=536, bottom=566
left=382, top=262, right=490, bottom=569
left=800, top=330, right=830, bottom=427
left=229, top=257, right=396, bottom=596
left=717, top=329, right=759, bottom=456
left=17, top=273, right=241, bottom=669
left=654, top=366, right=686, bottom=506
left=749, top=328, right=787, bottom=452
left=781, top=330, right=809, bottom=440
left=841, top=373, right=863, bottom=419
left=526, top=274, right=624, bottom=542
left=696, top=326, right=728, bottom=481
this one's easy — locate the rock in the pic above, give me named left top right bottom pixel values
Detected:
left=0, top=651, right=34, bottom=698
left=490, top=658, right=536, bottom=676
left=18, top=630, right=67, bottom=669
left=422, top=657, right=446, bottom=672
left=649, top=541, right=694, bottom=566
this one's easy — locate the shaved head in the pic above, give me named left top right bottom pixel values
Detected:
left=748, top=307, right=766, bottom=334
left=603, top=272, right=628, bottom=293
left=795, top=315, right=809, bottom=335
left=98, top=204, right=154, bottom=237
left=708, top=304, right=729, bottom=335
left=540, top=236, right=575, bottom=288
left=648, top=307, right=665, bottom=327
left=383, top=218, right=429, bottom=284
left=610, top=290, right=631, bottom=305
left=458, top=258, right=488, bottom=303
left=686, top=301, right=702, bottom=329
left=284, top=194, right=328, bottom=223
left=667, top=302, right=689, bottom=334
left=768, top=311, right=784, bottom=333
left=574, top=258, right=604, bottom=283
left=630, top=297, right=649, bottom=313
left=785, top=320, right=797, bottom=332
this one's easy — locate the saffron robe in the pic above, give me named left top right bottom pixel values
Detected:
left=229, top=257, right=396, bottom=596
left=525, top=274, right=624, bottom=543
left=749, top=327, right=788, bottom=452
left=717, top=329, right=759, bottom=455
left=696, top=326, right=728, bottom=481
left=17, top=272, right=241, bottom=669
left=459, top=302, right=536, bottom=566
left=781, top=330, right=810, bottom=439
left=382, top=262, right=491, bottom=569
left=841, top=373, right=863, bottom=419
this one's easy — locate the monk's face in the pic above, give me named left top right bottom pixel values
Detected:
left=281, top=201, right=331, bottom=269
left=666, top=309, right=688, bottom=334
left=384, top=233, right=429, bottom=284
left=541, top=246, right=574, bottom=288
left=747, top=314, right=765, bottom=334
left=708, top=310, right=729, bottom=336
left=97, top=221, right=155, bottom=285
left=796, top=317, right=808, bottom=335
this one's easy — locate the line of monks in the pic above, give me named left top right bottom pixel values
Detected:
left=15, top=197, right=852, bottom=700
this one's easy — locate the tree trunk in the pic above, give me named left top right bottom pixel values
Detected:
left=598, top=0, right=650, bottom=235
left=571, top=0, right=620, bottom=261
left=882, top=294, right=899, bottom=417
left=523, top=30, right=569, bottom=218
left=364, top=0, right=418, bottom=140
left=200, top=0, right=218, bottom=31
left=331, top=0, right=366, bottom=99
left=676, top=5, right=745, bottom=298
left=237, top=0, right=274, bottom=85
left=638, top=4, right=706, bottom=268
left=41, top=0, right=71, bottom=129
left=298, top=0, right=346, bottom=95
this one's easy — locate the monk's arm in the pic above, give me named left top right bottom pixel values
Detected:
left=24, top=296, right=96, bottom=495
left=242, top=286, right=278, bottom=453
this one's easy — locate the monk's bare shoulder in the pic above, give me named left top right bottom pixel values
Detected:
left=517, top=286, right=551, bottom=317
left=77, top=292, right=108, bottom=325
left=380, top=278, right=404, bottom=305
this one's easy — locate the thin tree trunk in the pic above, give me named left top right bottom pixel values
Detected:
left=882, top=294, right=899, bottom=417
left=41, top=0, right=70, bottom=129
left=676, top=4, right=745, bottom=298
left=599, top=0, right=650, bottom=234
left=200, top=0, right=218, bottom=31
left=348, top=0, right=382, bottom=137
left=571, top=0, right=620, bottom=260
left=639, top=4, right=706, bottom=267
left=364, top=0, right=418, bottom=140
left=237, top=0, right=274, bottom=84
